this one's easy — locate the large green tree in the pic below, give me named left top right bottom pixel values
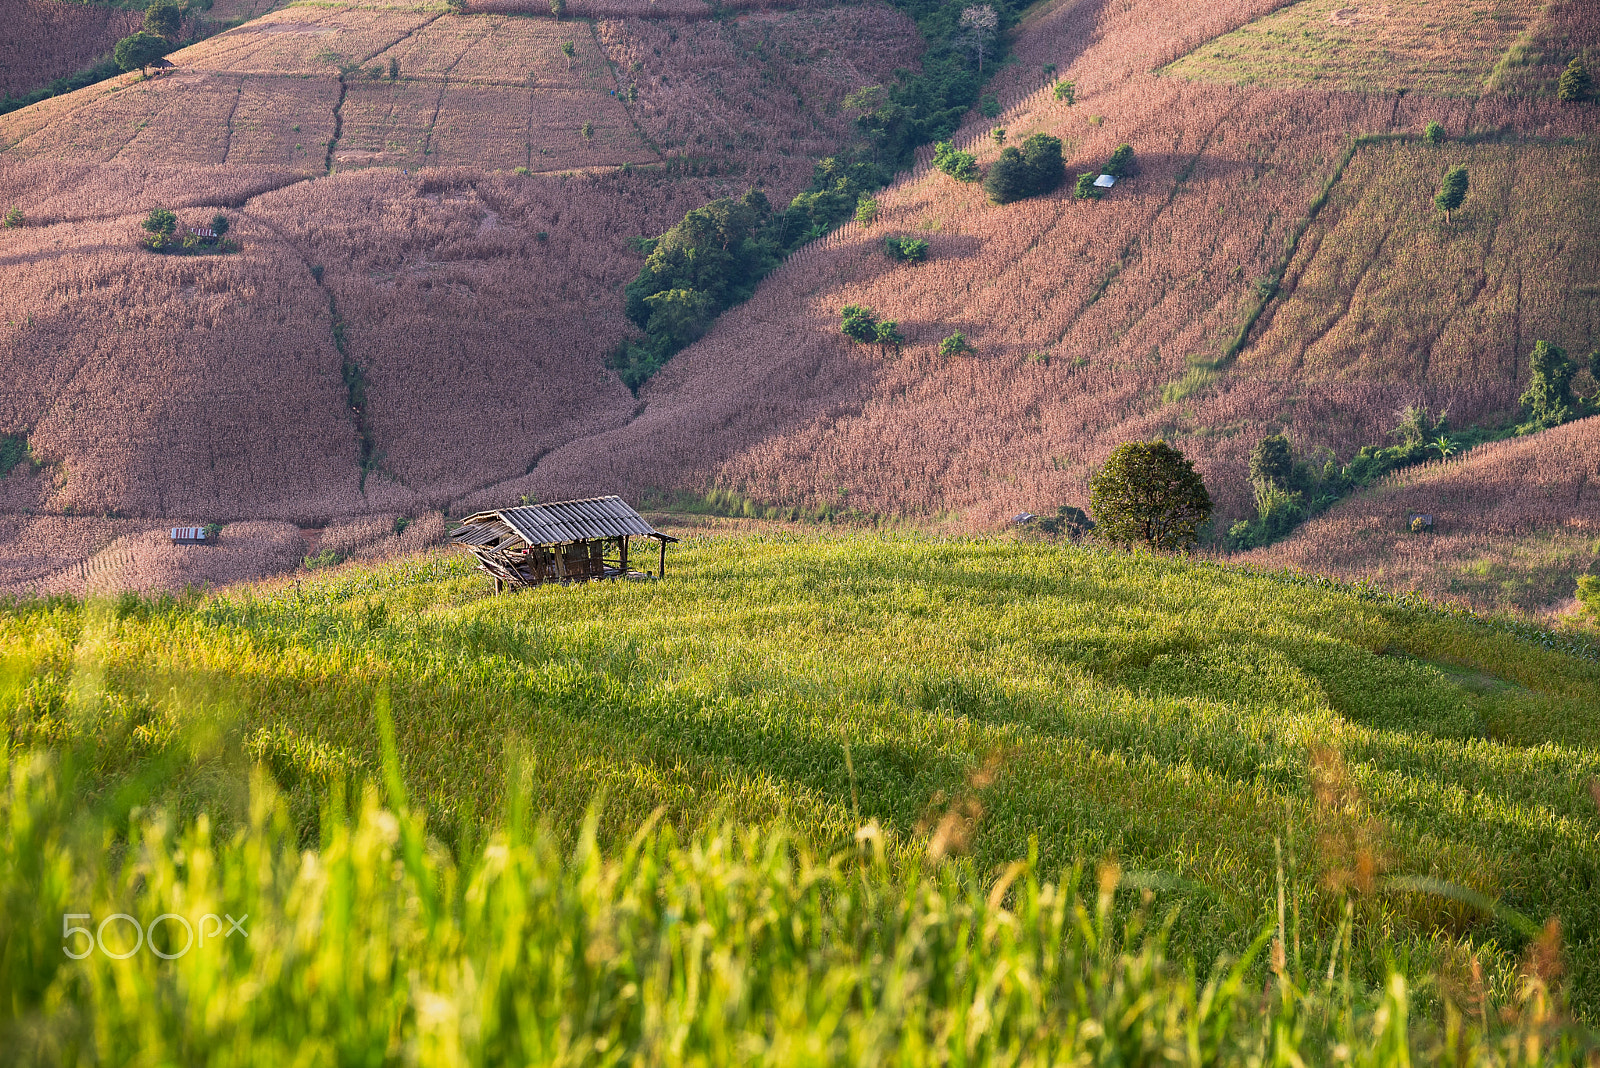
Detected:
left=1089, top=440, right=1213, bottom=551
left=115, top=32, right=169, bottom=75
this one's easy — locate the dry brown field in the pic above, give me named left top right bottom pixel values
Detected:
left=1, top=1, right=141, bottom=98
left=1239, top=416, right=1600, bottom=617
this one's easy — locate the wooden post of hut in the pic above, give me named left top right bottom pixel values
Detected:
left=450, top=496, right=675, bottom=592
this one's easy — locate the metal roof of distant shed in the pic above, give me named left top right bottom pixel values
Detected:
left=1094, top=174, right=1116, bottom=188
left=453, top=496, right=676, bottom=548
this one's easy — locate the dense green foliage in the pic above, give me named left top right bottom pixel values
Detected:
left=615, top=0, right=1025, bottom=389
left=840, top=304, right=903, bottom=354
left=937, top=331, right=972, bottom=356
left=1579, top=574, right=1600, bottom=622
left=114, top=31, right=169, bottom=74
left=1519, top=340, right=1588, bottom=431
left=1089, top=441, right=1213, bottom=551
left=983, top=133, right=1066, bottom=204
left=1074, top=171, right=1100, bottom=199
left=0, top=434, right=34, bottom=479
left=4, top=534, right=1600, bottom=1058
left=1559, top=57, right=1592, bottom=103
left=1424, top=121, right=1446, bottom=144
left=1053, top=79, right=1075, bottom=104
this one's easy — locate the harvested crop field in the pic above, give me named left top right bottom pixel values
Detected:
left=179, top=7, right=438, bottom=77
left=0, top=73, right=339, bottom=171
left=1, top=1, right=141, bottom=99
left=1241, top=416, right=1600, bottom=616
left=1164, top=0, right=1537, bottom=94
left=1241, top=138, right=1600, bottom=388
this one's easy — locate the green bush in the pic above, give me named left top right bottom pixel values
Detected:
left=1248, top=434, right=1294, bottom=488
left=1558, top=56, right=1592, bottom=102
left=1074, top=172, right=1100, bottom=200
left=1579, top=574, right=1600, bottom=621
left=143, top=0, right=181, bottom=41
left=1435, top=164, right=1469, bottom=221
left=2, top=206, right=21, bottom=228
left=978, top=94, right=1000, bottom=118
left=854, top=196, right=880, bottom=226
left=938, top=332, right=972, bottom=357
left=840, top=303, right=880, bottom=344
left=984, top=133, right=1064, bottom=204
left=884, top=235, right=929, bottom=262
left=1103, top=143, right=1135, bottom=177
left=1053, top=79, right=1075, bottom=104
left=1519, top=340, right=1579, bottom=431
left=933, top=140, right=980, bottom=182
left=1423, top=121, right=1445, bottom=144
left=1089, top=440, right=1213, bottom=552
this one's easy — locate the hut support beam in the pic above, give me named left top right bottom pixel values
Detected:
left=658, top=537, right=666, bottom=578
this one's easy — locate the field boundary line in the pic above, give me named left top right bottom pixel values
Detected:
left=220, top=76, right=245, bottom=164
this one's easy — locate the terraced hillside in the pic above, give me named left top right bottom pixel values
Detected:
left=0, top=0, right=921, bottom=589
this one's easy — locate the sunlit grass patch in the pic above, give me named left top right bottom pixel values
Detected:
left=1163, top=0, right=1535, bottom=94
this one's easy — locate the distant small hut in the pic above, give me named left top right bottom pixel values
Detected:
left=151, top=58, right=176, bottom=75
left=170, top=526, right=208, bottom=545
left=451, top=496, right=677, bottom=593
left=189, top=226, right=216, bottom=239
left=1093, top=174, right=1116, bottom=189
left=1407, top=513, right=1434, bottom=533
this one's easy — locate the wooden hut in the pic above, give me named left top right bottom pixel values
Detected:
left=451, top=496, right=676, bottom=592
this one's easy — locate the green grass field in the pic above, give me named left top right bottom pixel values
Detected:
left=4, top=532, right=1600, bottom=1061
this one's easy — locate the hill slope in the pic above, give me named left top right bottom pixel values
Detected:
left=1241, top=414, right=1600, bottom=616
left=6, top=533, right=1600, bottom=1016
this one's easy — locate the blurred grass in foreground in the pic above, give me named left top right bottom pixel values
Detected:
left=0, top=743, right=1594, bottom=1067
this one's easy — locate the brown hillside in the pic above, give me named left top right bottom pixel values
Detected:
left=1237, top=416, right=1600, bottom=617
left=1, top=2, right=140, bottom=99
left=0, top=0, right=919, bottom=541
left=485, top=0, right=1598, bottom=531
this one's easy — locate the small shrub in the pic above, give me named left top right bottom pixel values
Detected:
left=389, top=56, right=400, bottom=79
left=991, top=127, right=1006, bottom=145
left=303, top=548, right=343, bottom=571
left=884, top=235, right=928, bottom=263
left=873, top=319, right=904, bottom=355
left=1074, top=172, right=1100, bottom=200
left=140, top=207, right=176, bottom=249
left=1053, top=80, right=1075, bottom=104
left=581, top=121, right=594, bottom=141
left=1558, top=57, right=1591, bottom=102
left=938, top=332, right=973, bottom=357
left=1026, top=504, right=1093, bottom=538
left=979, top=94, right=1000, bottom=118
left=550, top=0, right=566, bottom=16
left=211, top=213, right=229, bottom=237
left=513, top=166, right=530, bottom=176
left=1103, top=143, right=1135, bottom=177
left=2, top=206, right=22, bottom=228
left=854, top=197, right=879, bottom=226
left=1578, top=574, right=1600, bottom=621
left=840, top=304, right=879, bottom=344
left=932, top=141, right=979, bottom=183
left=1089, top=440, right=1213, bottom=552
left=1423, top=121, right=1445, bottom=144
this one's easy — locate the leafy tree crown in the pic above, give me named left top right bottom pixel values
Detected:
left=1088, top=441, right=1213, bottom=552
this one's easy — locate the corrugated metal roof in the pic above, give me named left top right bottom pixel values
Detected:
left=452, top=496, right=674, bottom=548
left=1094, top=174, right=1116, bottom=188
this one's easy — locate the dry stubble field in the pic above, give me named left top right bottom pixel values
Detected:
left=1, top=1, right=141, bottom=99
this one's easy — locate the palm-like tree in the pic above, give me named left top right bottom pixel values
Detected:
left=1428, top=434, right=1458, bottom=459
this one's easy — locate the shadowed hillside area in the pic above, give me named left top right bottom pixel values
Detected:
left=1, top=0, right=1599, bottom=613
